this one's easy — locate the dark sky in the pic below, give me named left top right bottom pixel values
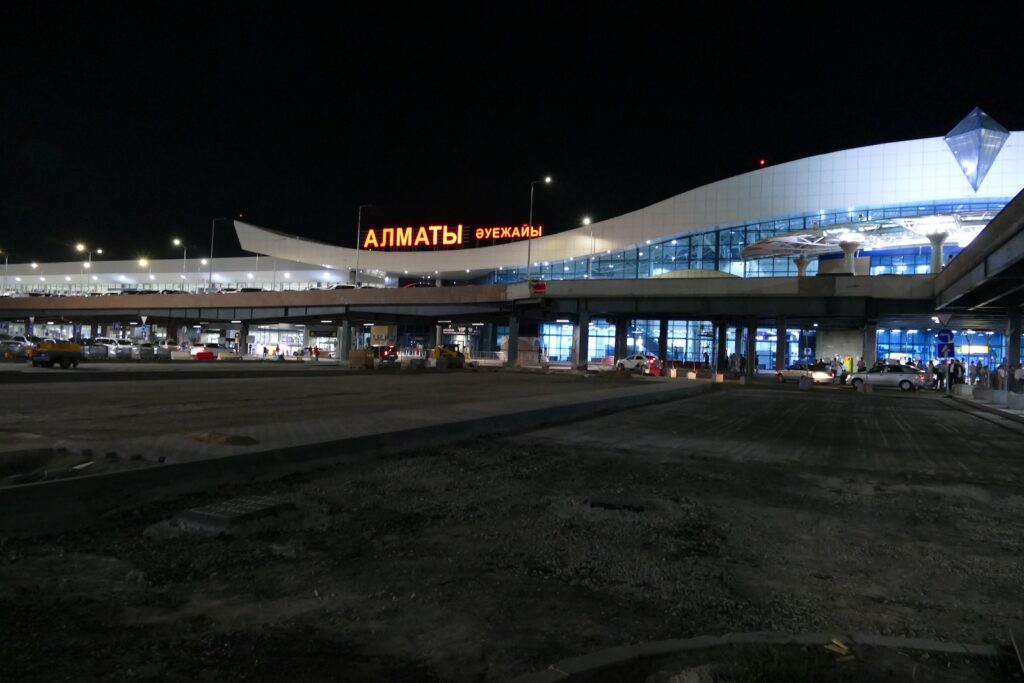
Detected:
left=3, top=4, right=1022, bottom=263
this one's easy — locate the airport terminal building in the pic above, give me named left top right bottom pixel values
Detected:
left=3, top=109, right=1023, bottom=370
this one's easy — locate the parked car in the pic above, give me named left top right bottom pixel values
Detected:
left=94, top=337, right=133, bottom=359
left=131, top=342, right=156, bottom=361
left=79, top=339, right=110, bottom=360
left=849, top=364, right=928, bottom=392
left=615, top=354, right=655, bottom=372
left=776, top=362, right=835, bottom=384
left=190, top=342, right=223, bottom=358
left=645, top=359, right=696, bottom=377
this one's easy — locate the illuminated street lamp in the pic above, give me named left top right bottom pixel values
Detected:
left=526, top=176, right=551, bottom=281
left=75, top=243, right=102, bottom=291
left=172, top=238, right=189, bottom=276
left=354, top=203, right=373, bottom=285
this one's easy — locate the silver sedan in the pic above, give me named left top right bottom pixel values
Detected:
left=849, top=364, right=928, bottom=391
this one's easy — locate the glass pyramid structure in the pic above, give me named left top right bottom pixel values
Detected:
left=944, top=107, right=1010, bottom=191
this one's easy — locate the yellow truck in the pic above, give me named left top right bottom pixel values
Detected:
left=27, top=340, right=84, bottom=369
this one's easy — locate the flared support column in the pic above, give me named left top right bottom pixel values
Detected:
left=793, top=255, right=810, bottom=277
left=839, top=241, right=859, bottom=275
left=928, top=232, right=949, bottom=274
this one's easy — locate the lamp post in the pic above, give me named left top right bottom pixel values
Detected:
left=208, top=216, right=238, bottom=291
left=583, top=217, right=592, bottom=279
left=526, top=176, right=551, bottom=282
left=75, top=243, right=102, bottom=292
left=354, top=204, right=372, bottom=285
left=172, top=238, right=188, bottom=273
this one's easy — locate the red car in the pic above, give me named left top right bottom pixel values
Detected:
left=645, top=359, right=701, bottom=376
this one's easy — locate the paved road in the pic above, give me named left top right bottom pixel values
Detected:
left=2, top=383, right=1022, bottom=682
left=523, top=385, right=1024, bottom=478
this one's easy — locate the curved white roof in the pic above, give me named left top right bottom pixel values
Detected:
left=236, top=132, right=1024, bottom=278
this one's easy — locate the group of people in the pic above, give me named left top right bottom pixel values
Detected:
left=865, top=356, right=1023, bottom=392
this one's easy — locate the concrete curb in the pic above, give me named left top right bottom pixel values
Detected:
left=948, top=394, right=1024, bottom=427
left=508, top=632, right=1005, bottom=682
left=0, top=382, right=710, bottom=535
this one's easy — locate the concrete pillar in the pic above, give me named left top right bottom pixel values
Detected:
left=839, top=241, right=859, bottom=274
left=614, top=316, right=629, bottom=359
left=1007, top=309, right=1021, bottom=368
left=775, top=316, right=787, bottom=372
left=239, top=321, right=250, bottom=356
left=573, top=312, right=590, bottom=370
left=928, top=232, right=949, bottom=274
left=428, top=324, right=439, bottom=350
left=862, top=321, right=878, bottom=368
left=793, top=255, right=810, bottom=277
left=337, top=320, right=351, bottom=361
left=733, top=325, right=743, bottom=357
left=716, top=321, right=728, bottom=370
left=506, top=313, right=519, bottom=367
left=658, top=318, right=669, bottom=363
left=745, top=319, right=757, bottom=379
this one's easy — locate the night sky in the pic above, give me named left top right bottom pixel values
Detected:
left=3, top=4, right=1022, bottom=263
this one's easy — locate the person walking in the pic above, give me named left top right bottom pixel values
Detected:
left=262, top=345, right=268, bottom=360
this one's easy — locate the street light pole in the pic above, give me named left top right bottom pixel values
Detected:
left=354, top=204, right=372, bottom=285
left=526, top=176, right=551, bottom=282
left=583, top=217, right=592, bottom=279
left=209, top=220, right=217, bottom=291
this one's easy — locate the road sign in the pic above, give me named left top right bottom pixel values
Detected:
left=936, top=313, right=954, bottom=327
left=937, top=342, right=955, bottom=358
left=936, top=328, right=954, bottom=344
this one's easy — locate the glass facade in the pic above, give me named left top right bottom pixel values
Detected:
left=484, top=199, right=1007, bottom=284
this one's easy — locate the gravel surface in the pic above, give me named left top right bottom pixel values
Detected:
left=2, top=386, right=1022, bottom=681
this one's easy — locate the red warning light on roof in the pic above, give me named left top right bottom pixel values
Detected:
left=759, top=159, right=767, bottom=167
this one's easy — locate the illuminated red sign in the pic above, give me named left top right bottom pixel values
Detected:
left=362, top=224, right=542, bottom=251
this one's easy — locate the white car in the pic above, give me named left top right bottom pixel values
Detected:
left=94, top=337, right=133, bottom=359
left=776, top=362, right=835, bottom=384
left=849, top=364, right=928, bottom=392
left=615, top=354, right=655, bottom=372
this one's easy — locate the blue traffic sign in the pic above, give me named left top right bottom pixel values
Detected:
left=937, top=342, right=955, bottom=358
left=936, top=328, right=954, bottom=344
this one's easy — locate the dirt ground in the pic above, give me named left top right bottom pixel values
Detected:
left=2, top=386, right=1023, bottom=681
